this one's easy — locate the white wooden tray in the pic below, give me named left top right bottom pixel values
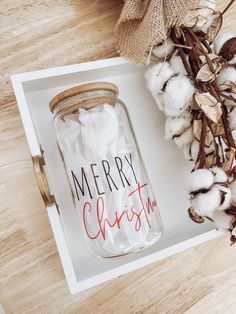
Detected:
left=11, top=57, right=221, bottom=294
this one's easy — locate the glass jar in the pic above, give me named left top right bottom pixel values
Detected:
left=49, top=82, right=162, bottom=258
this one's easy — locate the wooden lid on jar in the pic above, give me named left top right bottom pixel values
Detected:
left=49, top=82, right=119, bottom=113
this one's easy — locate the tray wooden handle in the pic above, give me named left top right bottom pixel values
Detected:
left=32, top=155, right=55, bottom=206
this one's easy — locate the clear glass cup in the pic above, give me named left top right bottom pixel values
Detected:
left=49, top=82, right=162, bottom=258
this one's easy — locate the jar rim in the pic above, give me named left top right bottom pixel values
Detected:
left=49, top=82, right=119, bottom=113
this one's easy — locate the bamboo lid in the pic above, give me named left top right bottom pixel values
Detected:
left=49, top=82, right=119, bottom=113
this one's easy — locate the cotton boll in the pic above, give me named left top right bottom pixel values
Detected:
left=206, top=142, right=215, bottom=154
left=223, top=93, right=235, bottom=108
left=191, top=186, right=221, bottom=217
left=214, top=33, right=234, bottom=55
left=191, top=141, right=214, bottom=162
left=145, top=62, right=174, bottom=111
left=170, top=56, right=188, bottom=75
left=186, top=168, right=214, bottom=193
left=215, top=185, right=232, bottom=211
left=152, top=93, right=165, bottom=111
left=229, top=180, right=236, bottom=203
left=212, top=211, right=232, bottom=230
left=217, top=67, right=236, bottom=86
left=165, top=111, right=191, bottom=140
left=163, top=75, right=195, bottom=117
left=229, top=108, right=236, bottom=130
left=183, top=143, right=192, bottom=161
left=190, top=140, right=214, bottom=162
left=196, top=15, right=217, bottom=34
left=217, top=67, right=236, bottom=108
left=145, top=62, right=174, bottom=95
left=210, top=166, right=228, bottom=183
left=152, top=39, right=175, bottom=59
left=195, top=1, right=217, bottom=33
left=232, top=129, right=236, bottom=140
left=189, top=140, right=199, bottom=162
left=174, top=127, right=193, bottom=148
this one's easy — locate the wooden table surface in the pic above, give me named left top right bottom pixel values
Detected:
left=1, top=1, right=236, bottom=313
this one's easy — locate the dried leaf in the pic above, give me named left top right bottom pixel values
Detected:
left=183, top=8, right=214, bottom=28
left=210, top=121, right=225, bottom=136
left=193, top=119, right=213, bottom=146
left=188, top=207, right=204, bottom=223
left=219, top=80, right=236, bottom=94
left=194, top=91, right=223, bottom=123
left=199, top=53, right=219, bottom=63
left=196, top=59, right=222, bottom=82
left=207, top=13, right=223, bottom=44
left=222, top=147, right=236, bottom=173
left=219, top=81, right=236, bottom=107
left=221, top=97, right=236, bottom=109
left=193, top=119, right=202, bottom=141
left=196, top=63, right=215, bottom=82
left=205, top=153, right=215, bottom=168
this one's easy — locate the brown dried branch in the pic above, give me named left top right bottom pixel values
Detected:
left=220, top=92, right=236, bottom=104
left=206, top=119, right=221, bottom=166
left=170, top=28, right=194, bottom=78
left=221, top=0, right=236, bottom=15
left=221, top=104, right=236, bottom=148
left=197, top=113, right=207, bottom=168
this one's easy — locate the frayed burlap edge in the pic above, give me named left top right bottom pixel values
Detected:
left=114, top=0, right=198, bottom=64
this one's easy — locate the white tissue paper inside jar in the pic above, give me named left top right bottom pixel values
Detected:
left=55, top=103, right=162, bottom=258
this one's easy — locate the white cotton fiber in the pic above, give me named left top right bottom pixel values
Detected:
left=210, top=166, right=228, bottom=183
left=145, top=62, right=174, bottom=111
left=145, top=62, right=174, bottom=95
left=217, top=67, right=236, bottom=86
left=191, top=186, right=221, bottom=217
left=165, top=111, right=191, bottom=140
left=186, top=168, right=214, bottom=192
left=189, top=140, right=199, bottom=162
left=163, top=75, right=195, bottom=117
left=189, top=140, right=214, bottom=162
left=232, top=129, right=236, bottom=140
left=215, top=185, right=232, bottom=211
left=229, top=55, right=236, bottom=65
left=197, top=15, right=217, bottom=34
left=212, top=211, right=232, bottom=230
left=229, top=180, right=236, bottom=203
left=170, top=56, right=188, bottom=75
left=194, top=1, right=216, bottom=33
left=229, top=108, right=236, bottom=130
left=183, top=143, right=192, bottom=161
left=214, top=33, right=234, bottom=54
left=152, top=39, right=175, bottom=59
left=174, top=127, right=193, bottom=148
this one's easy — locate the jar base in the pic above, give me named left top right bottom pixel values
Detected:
left=94, top=231, right=162, bottom=260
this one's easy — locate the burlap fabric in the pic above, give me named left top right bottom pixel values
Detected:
left=114, top=0, right=197, bottom=64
